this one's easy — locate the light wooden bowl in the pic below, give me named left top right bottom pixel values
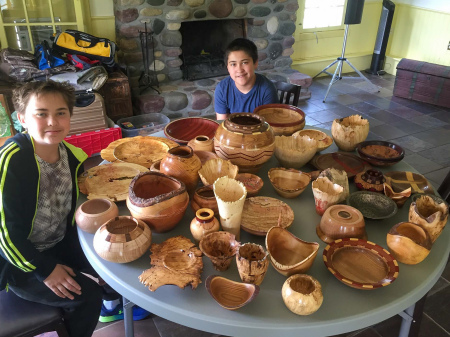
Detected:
left=274, top=135, right=318, bottom=169
left=235, top=173, right=264, bottom=197
left=312, top=176, right=345, bottom=216
left=75, top=198, right=119, bottom=234
left=282, top=274, right=323, bottom=315
left=205, top=275, right=259, bottom=310
left=317, top=205, right=366, bottom=243
left=253, top=103, right=306, bottom=136
left=387, top=222, right=432, bottom=265
left=198, top=158, right=239, bottom=186
left=268, top=167, right=311, bottom=198
left=93, top=216, right=152, bottom=263
left=199, top=231, right=240, bottom=271
left=331, top=115, right=369, bottom=151
left=293, top=129, right=333, bottom=152
left=265, top=226, right=319, bottom=276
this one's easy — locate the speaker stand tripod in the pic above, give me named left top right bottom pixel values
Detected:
left=313, top=24, right=379, bottom=102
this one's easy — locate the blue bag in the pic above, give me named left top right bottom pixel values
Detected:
left=34, top=41, right=65, bottom=70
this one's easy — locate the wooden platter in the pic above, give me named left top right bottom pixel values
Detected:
left=384, top=171, right=434, bottom=194
left=323, top=238, right=399, bottom=290
left=78, top=162, right=148, bottom=201
left=310, top=152, right=371, bottom=179
left=240, top=196, right=294, bottom=236
left=100, top=136, right=178, bottom=166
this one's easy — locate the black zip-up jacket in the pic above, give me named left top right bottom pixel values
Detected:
left=0, top=133, right=87, bottom=290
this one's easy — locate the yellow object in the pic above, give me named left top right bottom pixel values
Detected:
left=54, top=31, right=111, bottom=58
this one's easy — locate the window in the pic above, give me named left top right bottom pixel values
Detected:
left=0, top=0, right=86, bottom=52
left=299, top=0, right=346, bottom=31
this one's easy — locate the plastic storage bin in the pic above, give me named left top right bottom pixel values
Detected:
left=64, top=127, right=122, bottom=157
left=117, top=113, right=170, bottom=137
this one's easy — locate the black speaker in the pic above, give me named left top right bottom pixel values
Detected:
left=344, top=0, right=365, bottom=25
left=366, top=0, right=395, bottom=75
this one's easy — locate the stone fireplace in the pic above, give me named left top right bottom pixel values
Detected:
left=114, top=0, right=312, bottom=119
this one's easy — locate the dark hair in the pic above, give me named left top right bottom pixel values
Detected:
left=224, top=38, right=258, bottom=64
left=13, top=80, right=76, bottom=116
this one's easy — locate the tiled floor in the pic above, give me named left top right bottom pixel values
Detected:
left=38, top=73, right=450, bottom=337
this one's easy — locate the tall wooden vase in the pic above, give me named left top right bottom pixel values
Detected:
left=160, top=145, right=202, bottom=195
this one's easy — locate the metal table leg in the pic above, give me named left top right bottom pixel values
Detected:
left=398, top=294, right=427, bottom=337
left=123, top=297, right=135, bottom=337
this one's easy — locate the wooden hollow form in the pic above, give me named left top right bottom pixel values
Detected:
left=265, top=226, right=319, bottom=276
left=75, top=198, right=119, bottom=234
left=331, top=115, right=369, bottom=151
left=387, top=222, right=432, bottom=265
left=190, top=208, right=220, bottom=244
left=191, top=185, right=219, bottom=216
left=93, top=216, right=152, bottom=263
left=253, top=104, right=306, bottom=136
left=127, top=171, right=189, bottom=233
left=312, top=177, right=344, bottom=216
left=194, top=150, right=219, bottom=166
left=187, top=135, right=215, bottom=152
left=268, top=167, right=311, bottom=198
left=317, top=205, right=366, bottom=243
left=293, top=129, right=333, bottom=152
left=213, top=176, right=247, bottom=240
left=282, top=274, right=323, bottom=315
left=236, top=243, right=269, bottom=285
left=205, top=275, right=259, bottom=310
left=354, top=169, right=386, bottom=193
left=274, top=135, right=318, bottom=169
left=409, top=195, right=448, bottom=243
left=198, top=158, right=239, bottom=186
left=199, top=231, right=240, bottom=271
left=235, top=173, right=264, bottom=197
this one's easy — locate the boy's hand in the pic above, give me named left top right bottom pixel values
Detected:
left=44, top=264, right=82, bottom=300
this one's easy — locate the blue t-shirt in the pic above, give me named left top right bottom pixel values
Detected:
left=214, top=73, right=279, bottom=115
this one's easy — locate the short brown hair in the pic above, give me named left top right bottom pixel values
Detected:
left=13, top=80, right=76, bottom=116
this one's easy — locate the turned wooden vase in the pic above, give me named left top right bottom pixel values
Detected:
left=190, top=208, right=220, bottom=244
left=214, top=113, right=275, bottom=173
left=187, top=135, right=214, bottom=152
left=160, top=145, right=202, bottom=195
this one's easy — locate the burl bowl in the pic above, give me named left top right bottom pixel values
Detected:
left=75, top=198, right=119, bottom=234
left=198, top=158, right=239, bottom=186
left=293, top=129, right=333, bottom=152
left=235, top=173, right=264, bottom=197
left=205, top=275, right=259, bottom=310
left=199, top=231, right=240, bottom=271
left=268, top=167, right=311, bottom=198
left=387, top=222, right=432, bottom=265
left=265, top=226, right=319, bottom=276
left=191, top=185, right=219, bottom=216
left=356, top=140, right=405, bottom=167
left=164, top=117, right=219, bottom=144
left=312, top=177, right=344, bottom=215
left=331, top=115, right=369, bottom=151
left=126, top=171, right=189, bottom=233
left=282, top=274, right=323, bottom=315
left=317, top=204, right=366, bottom=243
left=274, top=135, right=318, bottom=169
left=236, top=243, right=269, bottom=285
left=253, top=103, right=306, bottom=136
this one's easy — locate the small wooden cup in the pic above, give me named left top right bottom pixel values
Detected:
left=199, top=231, right=240, bottom=271
left=236, top=243, right=269, bottom=285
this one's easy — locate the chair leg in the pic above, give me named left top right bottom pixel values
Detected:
left=55, top=321, right=70, bottom=337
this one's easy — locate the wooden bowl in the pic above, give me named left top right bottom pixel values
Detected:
left=164, top=117, right=219, bottom=144
left=268, top=167, right=311, bottom=198
left=198, top=158, right=239, bottom=186
left=312, top=176, right=345, bottom=216
left=354, top=169, right=386, bottom=193
left=191, top=185, right=219, bottom=216
left=194, top=150, right=218, bottom=165
left=253, top=103, right=306, bottom=136
left=236, top=243, right=269, bottom=285
left=293, top=129, right=333, bottom=152
left=187, top=135, right=214, bottom=152
left=331, top=115, right=369, bottom=151
left=317, top=205, right=366, bottom=243
left=113, top=137, right=170, bottom=168
left=265, top=226, right=319, bottom=276
left=347, top=191, right=398, bottom=220
left=282, top=274, right=323, bottom=315
left=387, top=222, right=432, bottom=265
left=274, top=135, right=318, bottom=169
left=93, top=216, right=152, bottom=263
left=205, top=275, right=259, bottom=310
left=150, top=159, right=161, bottom=172
left=199, top=231, right=240, bottom=271
left=356, top=140, right=405, bottom=167
left=323, top=238, right=399, bottom=290
left=126, top=171, right=189, bottom=233
left=235, top=173, right=264, bottom=197
left=75, top=198, right=119, bottom=234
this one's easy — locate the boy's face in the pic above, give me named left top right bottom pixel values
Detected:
left=17, top=92, right=71, bottom=147
left=227, top=50, right=258, bottom=91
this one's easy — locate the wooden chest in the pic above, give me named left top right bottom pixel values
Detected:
left=393, top=58, right=450, bottom=108
left=98, top=70, right=133, bottom=122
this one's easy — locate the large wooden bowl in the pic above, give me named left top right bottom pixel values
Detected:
left=274, top=135, right=318, bottom=169
left=165, top=117, right=219, bottom=144
left=268, top=167, right=311, bottom=198
left=253, top=103, right=305, bottom=136
left=265, top=226, right=319, bottom=276
left=198, top=158, right=239, bottom=186
left=331, top=115, right=369, bottom=151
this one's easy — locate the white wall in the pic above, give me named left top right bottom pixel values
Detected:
left=89, top=0, right=114, bottom=17
left=393, top=0, right=450, bottom=12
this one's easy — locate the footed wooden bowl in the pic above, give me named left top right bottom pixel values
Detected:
left=274, top=135, right=318, bottom=169
left=268, top=167, right=311, bottom=198
left=317, top=205, right=366, bottom=243
left=253, top=103, right=305, bottom=136
left=331, top=115, right=369, bottom=151
left=265, top=226, right=319, bottom=276
left=199, top=231, right=240, bottom=271
left=75, top=198, right=119, bottom=234
left=198, top=158, right=239, bottom=186
left=205, top=275, right=259, bottom=310
left=282, top=274, right=323, bottom=315
left=387, top=222, right=432, bottom=265
left=293, top=129, right=333, bottom=152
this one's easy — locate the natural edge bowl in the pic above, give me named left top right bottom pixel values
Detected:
left=198, top=158, right=239, bottom=186
left=199, top=231, right=240, bottom=271
left=268, top=167, right=311, bottom=198
left=356, top=140, right=405, bottom=167
left=205, top=275, right=260, bottom=310
left=281, top=274, right=323, bottom=315
left=164, top=117, right=219, bottom=144
left=75, top=198, right=119, bottom=234
left=331, top=115, right=369, bottom=152
left=293, top=129, right=333, bottom=152
left=253, top=103, right=306, bottom=136
left=235, top=173, right=264, bottom=197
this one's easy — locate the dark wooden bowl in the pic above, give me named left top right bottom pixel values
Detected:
left=356, top=140, right=405, bottom=167
left=164, top=117, right=219, bottom=144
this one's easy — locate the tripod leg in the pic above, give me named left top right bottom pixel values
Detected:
left=313, top=59, right=339, bottom=79
left=323, top=60, right=342, bottom=102
left=344, top=60, right=380, bottom=92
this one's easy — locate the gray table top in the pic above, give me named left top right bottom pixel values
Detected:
left=78, top=128, right=449, bottom=337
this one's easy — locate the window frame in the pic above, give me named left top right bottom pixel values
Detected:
left=297, top=0, right=348, bottom=33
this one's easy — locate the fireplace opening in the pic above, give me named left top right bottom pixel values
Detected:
left=180, top=19, right=246, bottom=81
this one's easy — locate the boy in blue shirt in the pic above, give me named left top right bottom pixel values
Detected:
left=215, top=38, right=279, bottom=120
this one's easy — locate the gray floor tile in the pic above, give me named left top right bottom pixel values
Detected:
left=424, top=167, right=450, bottom=189
left=423, top=286, right=450, bottom=333
left=391, top=135, right=435, bottom=153
left=408, top=102, right=443, bottom=114
left=388, top=119, right=427, bottom=135
left=310, top=109, right=342, bottom=123
left=429, top=110, right=450, bottom=124
left=369, top=110, right=407, bottom=124
left=388, top=105, right=424, bottom=119
left=152, top=315, right=221, bottom=337
left=403, top=153, right=444, bottom=174
left=93, top=318, right=161, bottom=337
left=412, top=127, right=450, bottom=146
left=325, top=94, right=363, bottom=105
left=428, top=278, right=449, bottom=297
left=410, top=115, right=449, bottom=129
left=372, top=315, right=402, bottom=337
left=365, top=131, right=384, bottom=141
left=297, top=100, right=327, bottom=113
left=370, top=124, right=408, bottom=140
left=365, top=97, right=403, bottom=110
left=419, top=314, right=450, bottom=337
left=305, top=115, right=321, bottom=126
left=347, top=102, right=382, bottom=114
left=328, top=105, right=362, bottom=117
left=418, top=143, right=450, bottom=166
left=309, top=98, right=344, bottom=109
left=359, top=114, right=385, bottom=128
left=350, top=91, right=382, bottom=102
